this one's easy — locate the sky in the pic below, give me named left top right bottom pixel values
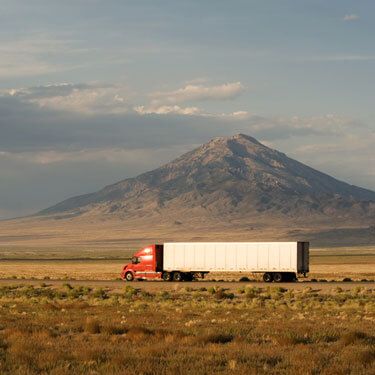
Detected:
left=0, top=0, right=374, bottom=219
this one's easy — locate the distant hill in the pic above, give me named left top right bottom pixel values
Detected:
left=39, top=134, right=375, bottom=226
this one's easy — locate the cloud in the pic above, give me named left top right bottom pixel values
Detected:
left=151, top=81, right=245, bottom=104
left=5, top=83, right=129, bottom=114
left=134, top=104, right=251, bottom=119
left=212, top=110, right=251, bottom=120
left=135, top=81, right=246, bottom=117
left=6, top=82, right=248, bottom=118
left=134, top=104, right=200, bottom=115
left=0, top=90, right=364, bottom=156
left=343, top=14, right=359, bottom=21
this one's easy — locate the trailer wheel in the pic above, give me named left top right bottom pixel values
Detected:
left=162, top=272, right=172, bottom=281
left=172, top=272, right=183, bottom=282
left=273, top=273, right=283, bottom=283
left=263, top=273, right=273, bottom=282
left=125, top=272, right=134, bottom=282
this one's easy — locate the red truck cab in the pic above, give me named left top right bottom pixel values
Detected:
left=121, top=244, right=163, bottom=281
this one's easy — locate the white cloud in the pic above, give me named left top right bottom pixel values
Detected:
left=5, top=83, right=129, bottom=114
left=5, top=80, right=247, bottom=117
left=343, top=14, right=359, bottom=21
left=134, top=104, right=200, bottom=116
left=151, top=81, right=245, bottom=104
left=135, top=81, right=246, bottom=117
left=222, top=110, right=250, bottom=120
left=134, top=105, right=251, bottom=119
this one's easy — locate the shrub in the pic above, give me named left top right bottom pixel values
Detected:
left=93, top=288, right=109, bottom=300
left=275, top=332, right=311, bottom=345
left=199, top=333, right=234, bottom=344
left=63, top=283, right=73, bottom=290
left=207, top=286, right=217, bottom=294
left=340, top=331, right=368, bottom=345
left=213, top=288, right=234, bottom=300
left=140, top=290, right=153, bottom=299
left=84, top=318, right=101, bottom=334
left=126, top=326, right=153, bottom=341
left=343, top=278, right=352, bottom=282
left=244, top=286, right=261, bottom=298
left=101, top=325, right=127, bottom=335
left=272, top=287, right=287, bottom=293
left=239, top=276, right=250, bottom=282
left=348, top=348, right=375, bottom=365
left=124, top=285, right=137, bottom=298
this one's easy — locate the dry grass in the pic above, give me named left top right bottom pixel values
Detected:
left=0, top=260, right=124, bottom=280
left=0, top=284, right=374, bottom=374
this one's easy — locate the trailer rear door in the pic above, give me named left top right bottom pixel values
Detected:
left=297, top=241, right=309, bottom=273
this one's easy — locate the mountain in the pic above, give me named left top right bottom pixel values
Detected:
left=39, top=134, right=375, bottom=226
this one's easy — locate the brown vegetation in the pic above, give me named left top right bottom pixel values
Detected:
left=0, top=284, right=374, bottom=374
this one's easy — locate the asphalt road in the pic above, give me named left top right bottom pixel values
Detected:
left=0, top=278, right=373, bottom=292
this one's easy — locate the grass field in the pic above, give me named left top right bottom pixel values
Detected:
left=0, top=220, right=374, bottom=374
left=0, top=283, right=374, bottom=374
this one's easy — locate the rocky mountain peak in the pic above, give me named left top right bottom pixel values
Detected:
left=38, top=134, right=375, bottom=224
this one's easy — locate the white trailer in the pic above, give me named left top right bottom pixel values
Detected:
left=163, top=242, right=309, bottom=282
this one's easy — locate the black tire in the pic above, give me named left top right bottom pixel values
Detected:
left=263, top=273, right=273, bottom=283
left=162, top=272, right=172, bottom=281
left=125, top=272, right=134, bottom=282
left=273, top=273, right=283, bottom=283
left=172, top=272, right=183, bottom=282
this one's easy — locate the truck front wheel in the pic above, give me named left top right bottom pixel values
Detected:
left=263, top=273, right=273, bottom=282
left=125, top=272, right=134, bottom=282
left=162, top=272, right=172, bottom=281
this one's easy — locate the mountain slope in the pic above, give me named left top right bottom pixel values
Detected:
left=39, top=134, right=375, bottom=224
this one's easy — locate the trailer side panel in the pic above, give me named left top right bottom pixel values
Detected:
left=163, top=242, right=304, bottom=273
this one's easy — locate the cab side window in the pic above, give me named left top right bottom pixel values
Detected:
left=131, top=256, right=141, bottom=264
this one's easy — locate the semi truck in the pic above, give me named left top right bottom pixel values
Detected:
left=120, top=241, right=309, bottom=282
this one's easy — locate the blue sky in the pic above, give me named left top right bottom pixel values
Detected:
left=0, top=0, right=374, bottom=218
